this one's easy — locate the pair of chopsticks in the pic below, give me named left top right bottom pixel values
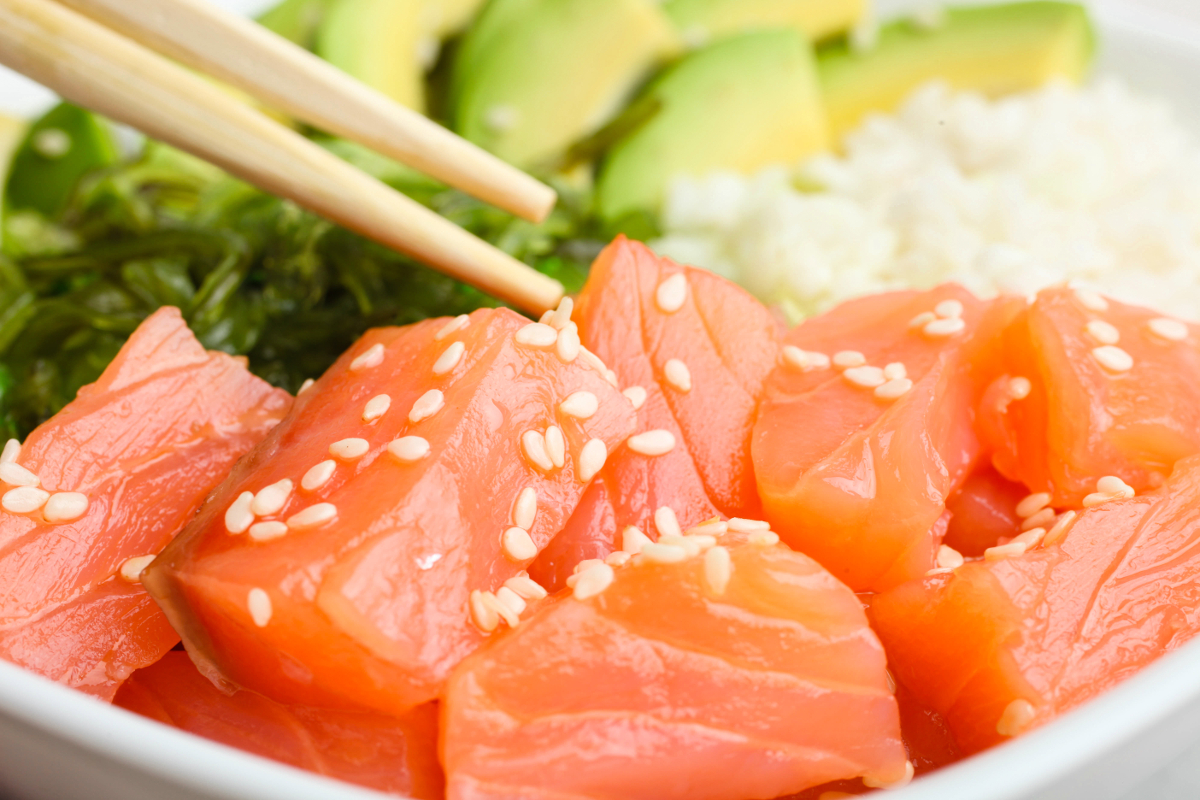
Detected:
left=0, top=0, right=564, bottom=313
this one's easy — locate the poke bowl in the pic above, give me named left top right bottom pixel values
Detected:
left=3, top=1, right=1200, bottom=800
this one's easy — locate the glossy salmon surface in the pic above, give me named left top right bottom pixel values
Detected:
left=753, top=286, right=1018, bottom=591
left=444, top=532, right=909, bottom=800
left=145, top=307, right=636, bottom=715
left=871, top=455, right=1200, bottom=754
left=0, top=308, right=290, bottom=699
left=530, top=237, right=780, bottom=591
left=115, top=652, right=443, bottom=798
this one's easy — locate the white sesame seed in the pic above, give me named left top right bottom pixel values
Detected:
left=544, top=426, right=566, bottom=469
left=622, top=525, right=651, bottom=555
left=329, top=438, right=369, bottom=460
left=1021, top=507, right=1056, bottom=531
left=863, top=761, right=915, bottom=790
left=909, top=311, right=937, bottom=329
left=560, top=391, right=599, bottom=419
left=495, top=586, right=527, bottom=616
left=605, top=369, right=619, bottom=387
left=0, top=461, right=39, bottom=487
left=1092, top=345, right=1133, bottom=374
left=435, top=314, right=469, bottom=341
left=515, top=323, right=558, bottom=348
left=1085, top=320, right=1120, bottom=346
left=512, top=487, right=537, bottom=530
left=362, top=394, right=391, bottom=423
left=0, top=439, right=19, bottom=464
left=1148, top=317, right=1188, bottom=342
left=301, top=460, right=337, bottom=491
left=622, top=386, right=647, bottom=410
left=350, top=343, right=385, bottom=371
left=501, top=527, right=538, bottom=561
left=1016, top=492, right=1052, bottom=519
left=539, top=310, right=554, bottom=325
left=996, top=699, right=1036, bottom=737
left=935, top=299, right=964, bottom=319
left=118, top=555, right=156, bottom=584
left=297, top=378, right=315, bottom=395
left=748, top=530, right=780, bottom=546
left=225, top=491, right=255, bottom=534
left=663, top=359, right=692, bottom=393
left=249, top=521, right=289, bottom=541
left=287, top=503, right=337, bottom=530
left=782, top=346, right=831, bottom=372
left=577, top=438, right=607, bottom=482
left=626, top=430, right=675, bottom=456
left=247, top=588, right=272, bottom=627
left=687, top=519, right=728, bottom=536
left=704, top=545, right=732, bottom=595
left=659, top=534, right=702, bottom=557
left=433, top=341, right=466, bottom=375
left=1075, top=289, right=1109, bottom=312
left=572, top=563, right=615, bottom=600
left=549, top=296, right=574, bottom=330
left=480, top=591, right=518, bottom=628
left=522, top=430, right=554, bottom=472
left=640, top=542, right=688, bottom=564
left=555, top=322, right=581, bottom=363
left=2, top=487, right=52, bottom=514
left=1008, top=377, right=1032, bottom=400
left=469, top=590, right=499, bottom=633
left=875, top=377, right=913, bottom=400
left=655, top=273, right=688, bottom=313
left=1043, top=511, right=1077, bottom=547
left=883, top=362, right=907, bottom=381
left=924, top=317, right=966, bottom=338
left=833, top=350, right=866, bottom=369
left=251, top=479, right=294, bottom=516
left=578, top=346, right=609, bottom=376
left=844, top=365, right=886, bottom=389
left=409, top=389, right=445, bottom=423
left=984, top=541, right=1028, bottom=561
left=43, top=492, right=88, bottom=523
left=388, top=436, right=431, bottom=463
left=1096, top=475, right=1135, bottom=498
left=606, top=551, right=632, bottom=567
left=728, top=518, right=769, bottom=532
left=686, top=533, right=718, bottom=551
left=1012, top=527, right=1046, bottom=548
left=1082, top=492, right=1115, bottom=508
left=654, top=506, right=682, bottom=539
left=936, top=545, right=964, bottom=569
left=572, top=559, right=605, bottom=575
left=504, top=574, right=548, bottom=600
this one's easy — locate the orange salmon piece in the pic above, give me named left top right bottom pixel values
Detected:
left=530, top=236, right=780, bottom=591
left=871, top=455, right=1200, bottom=755
left=754, top=286, right=1019, bottom=592
left=115, top=652, right=443, bottom=798
left=943, top=465, right=1028, bottom=557
left=0, top=308, right=290, bottom=699
left=145, top=308, right=636, bottom=715
left=979, top=286, right=1200, bottom=507
left=444, top=533, right=909, bottom=800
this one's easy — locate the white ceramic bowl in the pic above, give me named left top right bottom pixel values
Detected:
left=4, top=3, right=1200, bottom=800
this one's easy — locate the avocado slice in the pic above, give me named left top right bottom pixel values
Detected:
left=428, top=0, right=489, bottom=37
left=256, top=0, right=334, bottom=49
left=820, top=2, right=1094, bottom=140
left=0, top=115, right=24, bottom=186
left=596, top=28, right=828, bottom=222
left=316, top=0, right=428, bottom=112
left=452, top=0, right=679, bottom=169
left=4, top=103, right=119, bottom=219
left=664, top=0, right=866, bottom=45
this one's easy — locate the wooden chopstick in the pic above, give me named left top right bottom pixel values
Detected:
left=53, top=0, right=558, bottom=225
left=0, top=0, right=565, bottom=314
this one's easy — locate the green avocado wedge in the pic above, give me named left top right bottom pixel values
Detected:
left=664, top=0, right=866, bottom=45
left=819, top=1, right=1095, bottom=141
left=596, top=28, right=829, bottom=223
left=4, top=103, right=119, bottom=219
left=452, top=0, right=679, bottom=169
left=316, top=0, right=429, bottom=112
left=256, top=0, right=334, bottom=49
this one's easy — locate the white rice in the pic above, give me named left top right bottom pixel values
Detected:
left=653, top=78, right=1200, bottom=321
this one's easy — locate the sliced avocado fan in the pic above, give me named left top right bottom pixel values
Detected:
left=597, top=28, right=829, bottom=223
left=452, top=0, right=680, bottom=170
left=664, top=0, right=867, bottom=46
left=819, top=1, right=1095, bottom=141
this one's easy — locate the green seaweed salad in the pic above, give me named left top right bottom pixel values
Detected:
left=0, top=106, right=619, bottom=441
